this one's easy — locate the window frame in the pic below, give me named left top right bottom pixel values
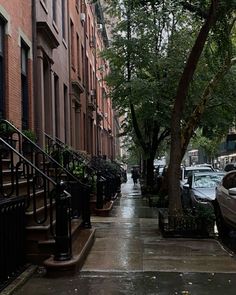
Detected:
left=21, top=41, right=29, bottom=130
left=0, top=18, right=5, bottom=119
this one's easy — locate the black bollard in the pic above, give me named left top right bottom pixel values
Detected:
left=54, top=181, right=72, bottom=261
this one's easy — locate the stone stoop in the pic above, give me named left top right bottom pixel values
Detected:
left=43, top=227, right=96, bottom=274
left=90, top=192, right=120, bottom=216
left=94, top=200, right=114, bottom=217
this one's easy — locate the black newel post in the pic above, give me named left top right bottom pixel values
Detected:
left=96, top=172, right=104, bottom=209
left=54, top=182, right=72, bottom=261
left=81, top=181, right=92, bottom=228
left=116, top=174, right=121, bottom=193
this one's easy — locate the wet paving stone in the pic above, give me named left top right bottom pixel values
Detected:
left=12, top=174, right=236, bottom=294
left=14, top=271, right=236, bottom=295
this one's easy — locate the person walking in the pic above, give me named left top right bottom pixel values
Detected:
left=131, top=167, right=139, bottom=185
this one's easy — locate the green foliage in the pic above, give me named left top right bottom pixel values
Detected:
left=71, top=162, right=85, bottom=179
left=22, top=129, right=37, bottom=142
left=194, top=203, right=216, bottom=224
left=0, top=122, right=15, bottom=136
left=191, top=128, right=223, bottom=158
left=104, top=0, right=236, bottom=190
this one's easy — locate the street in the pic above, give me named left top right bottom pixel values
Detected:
left=11, top=174, right=236, bottom=295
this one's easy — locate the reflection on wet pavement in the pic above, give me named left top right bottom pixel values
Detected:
left=13, top=173, right=236, bottom=295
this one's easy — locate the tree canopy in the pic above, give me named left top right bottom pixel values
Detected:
left=102, top=0, right=236, bottom=199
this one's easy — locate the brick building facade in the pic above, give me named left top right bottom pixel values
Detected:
left=0, top=0, right=119, bottom=160
left=0, top=1, right=33, bottom=130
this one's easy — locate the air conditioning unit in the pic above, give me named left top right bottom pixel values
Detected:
left=80, top=13, right=86, bottom=23
left=97, top=23, right=103, bottom=31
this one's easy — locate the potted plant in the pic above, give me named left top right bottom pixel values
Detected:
left=0, top=122, right=17, bottom=153
left=0, top=122, right=15, bottom=138
left=22, top=129, right=37, bottom=142
left=22, top=129, right=37, bottom=154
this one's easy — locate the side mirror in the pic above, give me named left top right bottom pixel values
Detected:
left=228, top=188, right=236, bottom=196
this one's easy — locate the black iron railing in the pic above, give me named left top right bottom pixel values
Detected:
left=0, top=120, right=91, bottom=224
left=0, top=197, right=26, bottom=291
left=0, top=137, right=72, bottom=288
left=45, top=133, right=93, bottom=226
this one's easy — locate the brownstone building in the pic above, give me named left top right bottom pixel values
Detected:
left=68, top=0, right=116, bottom=159
left=0, top=0, right=119, bottom=159
left=0, top=1, right=33, bottom=129
left=34, top=0, right=70, bottom=146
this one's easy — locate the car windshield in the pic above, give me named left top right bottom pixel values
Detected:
left=193, top=174, right=224, bottom=188
left=184, top=168, right=212, bottom=179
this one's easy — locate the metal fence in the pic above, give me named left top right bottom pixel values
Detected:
left=0, top=196, right=26, bottom=290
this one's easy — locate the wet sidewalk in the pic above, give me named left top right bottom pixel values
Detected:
left=11, top=175, right=236, bottom=294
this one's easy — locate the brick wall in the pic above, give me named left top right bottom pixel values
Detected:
left=0, top=1, right=33, bottom=129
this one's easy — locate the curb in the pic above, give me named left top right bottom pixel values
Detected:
left=1, top=265, right=38, bottom=295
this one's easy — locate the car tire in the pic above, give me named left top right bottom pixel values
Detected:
left=214, top=201, right=231, bottom=238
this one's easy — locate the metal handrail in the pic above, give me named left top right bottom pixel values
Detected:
left=0, top=137, right=56, bottom=227
left=45, top=132, right=95, bottom=174
left=0, top=119, right=82, bottom=185
left=0, top=137, right=72, bottom=261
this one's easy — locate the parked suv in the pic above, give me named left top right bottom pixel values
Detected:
left=214, top=170, right=236, bottom=236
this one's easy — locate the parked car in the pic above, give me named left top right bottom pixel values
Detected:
left=224, top=162, right=236, bottom=172
left=182, top=171, right=225, bottom=209
left=180, top=165, right=215, bottom=190
left=214, top=170, right=236, bottom=236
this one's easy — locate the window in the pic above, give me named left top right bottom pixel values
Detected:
left=85, top=56, right=89, bottom=91
left=61, top=0, right=66, bottom=40
left=64, top=85, right=68, bottom=143
left=54, top=74, right=59, bottom=137
left=83, top=113, right=86, bottom=150
left=81, top=45, right=84, bottom=83
left=52, top=0, right=57, bottom=24
left=21, top=42, right=29, bottom=129
left=0, top=19, right=5, bottom=119
left=89, top=64, right=92, bottom=91
left=76, top=34, right=80, bottom=77
left=70, top=19, right=75, bottom=69
left=222, top=172, right=236, bottom=189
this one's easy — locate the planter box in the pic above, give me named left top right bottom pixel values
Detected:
left=158, top=208, right=214, bottom=238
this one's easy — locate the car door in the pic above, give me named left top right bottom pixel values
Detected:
left=217, top=171, right=236, bottom=224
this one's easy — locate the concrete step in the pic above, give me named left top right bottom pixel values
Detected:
left=26, top=219, right=56, bottom=241
left=25, top=201, right=56, bottom=226
left=44, top=227, right=96, bottom=273
left=26, top=218, right=83, bottom=264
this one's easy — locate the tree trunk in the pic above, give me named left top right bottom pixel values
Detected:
left=146, top=156, right=155, bottom=189
left=168, top=0, right=218, bottom=215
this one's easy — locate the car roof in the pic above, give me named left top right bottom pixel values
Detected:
left=184, top=166, right=213, bottom=171
left=191, top=171, right=225, bottom=176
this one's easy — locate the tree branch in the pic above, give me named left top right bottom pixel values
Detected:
left=180, top=1, right=208, bottom=19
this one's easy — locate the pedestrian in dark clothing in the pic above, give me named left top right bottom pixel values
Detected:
left=131, top=168, right=139, bottom=185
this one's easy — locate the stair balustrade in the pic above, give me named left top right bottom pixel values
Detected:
left=0, top=137, right=72, bottom=288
